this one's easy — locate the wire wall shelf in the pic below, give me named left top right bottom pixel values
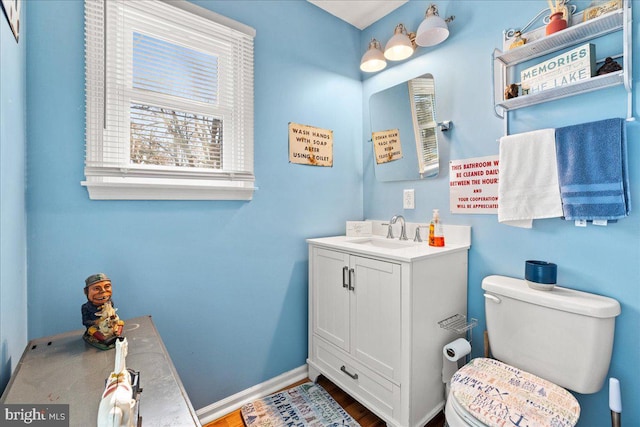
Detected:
left=438, top=314, right=478, bottom=334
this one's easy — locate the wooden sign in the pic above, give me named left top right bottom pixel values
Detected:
left=372, top=129, right=403, bottom=164
left=583, top=0, right=621, bottom=22
left=450, top=155, right=499, bottom=214
left=288, top=123, right=333, bottom=167
left=520, top=43, right=596, bottom=95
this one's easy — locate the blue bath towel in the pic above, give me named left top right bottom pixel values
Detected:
left=555, top=118, right=630, bottom=220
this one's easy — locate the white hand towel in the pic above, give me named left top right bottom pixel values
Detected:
left=498, top=128, right=563, bottom=228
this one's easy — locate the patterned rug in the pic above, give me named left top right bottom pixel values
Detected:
left=240, top=382, right=361, bottom=427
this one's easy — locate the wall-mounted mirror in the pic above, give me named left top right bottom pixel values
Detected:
left=369, top=73, right=439, bottom=182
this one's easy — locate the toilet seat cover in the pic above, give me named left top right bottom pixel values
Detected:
left=451, top=358, right=580, bottom=427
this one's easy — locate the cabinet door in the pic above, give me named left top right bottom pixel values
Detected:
left=351, top=256, right=401, bottom=381
left=312, top=248, right=350, bottom=352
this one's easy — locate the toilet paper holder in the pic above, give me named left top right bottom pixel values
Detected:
left=440, top=315, right=477, bottom=386
left=438, top=314, right=478, bottom=334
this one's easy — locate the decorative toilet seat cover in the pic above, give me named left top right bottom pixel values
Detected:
left=451, top=358, right=580, bottom=427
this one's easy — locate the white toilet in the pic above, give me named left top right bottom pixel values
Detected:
left=445, top=275, right=621, bottom=427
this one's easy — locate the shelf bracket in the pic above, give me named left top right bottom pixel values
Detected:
left=623, top=0, right=635, bottom=121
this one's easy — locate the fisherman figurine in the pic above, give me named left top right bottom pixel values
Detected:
left=82, top=273, right=124, bottom=350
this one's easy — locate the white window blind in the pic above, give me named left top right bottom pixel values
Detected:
left=83, top=0, right=255, bottom=200
left=408, top=77, right=439, bottom=178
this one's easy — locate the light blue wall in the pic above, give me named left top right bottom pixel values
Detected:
left=0, top=1, right=27, bottom=392
left=14, top=0, right=640, bottom=425
left=25, top=0, right=362, bottom=409
left=362, top=1, right=639, bottom=426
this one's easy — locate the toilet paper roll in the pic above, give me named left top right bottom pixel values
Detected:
left=443, top=338, right=471, bottom=362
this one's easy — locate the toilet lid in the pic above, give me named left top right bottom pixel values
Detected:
left=450, top=358, right=580, bottom=427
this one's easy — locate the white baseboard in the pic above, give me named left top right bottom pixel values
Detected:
left=196, top=365, right=309, bottom=425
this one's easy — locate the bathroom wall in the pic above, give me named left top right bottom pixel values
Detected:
left=25, top=0, right=362, bottom=409
left=362, top=1, right=639, bottom=425
left=15, top=0, right=640, bottom=425
left=0, top=2, right=28, bottom=391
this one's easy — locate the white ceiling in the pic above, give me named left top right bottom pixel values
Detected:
left=307, top=0, right=408, bottom=30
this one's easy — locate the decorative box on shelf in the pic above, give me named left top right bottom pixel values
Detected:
left=520, top=43, right=596, bottom=95
left=583, top=0, right=622, bottom=22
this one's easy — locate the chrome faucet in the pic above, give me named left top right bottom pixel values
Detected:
left=386, top=223, right=394, bottom=239
left=389, top=215, right=408, bottom=240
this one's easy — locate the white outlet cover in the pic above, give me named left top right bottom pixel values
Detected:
left=403, top=189, right=415, bottom=209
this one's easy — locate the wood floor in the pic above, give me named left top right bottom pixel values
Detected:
left=203, top=375, right=445, bottom=427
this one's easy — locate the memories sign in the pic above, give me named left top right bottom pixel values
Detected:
left=521, top=43, right=596, bottom=95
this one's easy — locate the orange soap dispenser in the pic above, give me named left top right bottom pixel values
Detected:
left=428, top=209, right=445, bottom=247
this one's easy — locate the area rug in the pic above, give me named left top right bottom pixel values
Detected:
left=240, top=382, right=361, bottom=427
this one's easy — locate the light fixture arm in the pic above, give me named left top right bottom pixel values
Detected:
left=425, top=4, right=455, bottom=24
left=393, top=23, right=408, bottom=35
left=392, top=23, right=417, bottom=48
left=367, top=38, right=382, bottom=51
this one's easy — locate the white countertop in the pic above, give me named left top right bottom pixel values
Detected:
left=308, top=222, right=471, bottom=262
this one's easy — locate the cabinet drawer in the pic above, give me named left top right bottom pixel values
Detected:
left=313, top=338, right=400, bottom=419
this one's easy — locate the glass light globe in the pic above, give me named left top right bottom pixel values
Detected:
left=384, top=24, right=414, bottom=61
left=360, top=39, right=387, bottom=72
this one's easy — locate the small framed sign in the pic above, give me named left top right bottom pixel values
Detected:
left=450, top=155, right=500, bottom=214
left=372, top=129, right=403, bottom=164
left=288, top=122, right=333, bottom=167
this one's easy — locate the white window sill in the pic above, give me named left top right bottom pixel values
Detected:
left=81, top=179, right=255, bottom=200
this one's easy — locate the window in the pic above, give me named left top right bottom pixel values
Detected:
left=408, top=75, right=439, bottom=178
left=83, top=0, right=255, bottom=200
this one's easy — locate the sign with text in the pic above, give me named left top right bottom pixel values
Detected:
left=372, top=129, right=403, bottom=164
left=520, top=43, right=596, bottom=95
left=288, top=122, right=333, bottom=167
left=450, top=155, right=499, bottom=214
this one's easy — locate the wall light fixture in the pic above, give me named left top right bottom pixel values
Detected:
left=360, top=4, right=455, bottom=73
left=360, top=39, right=387, bottom=72
left=415, top=4, right=454, bottom=47
left=384, top=23, right=414, bottom=61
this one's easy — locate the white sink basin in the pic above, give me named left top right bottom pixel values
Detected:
left=349, top=238, right=417, bottom=250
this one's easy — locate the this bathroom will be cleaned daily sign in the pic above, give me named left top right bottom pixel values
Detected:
left=450, top=155, right=499, bottom=214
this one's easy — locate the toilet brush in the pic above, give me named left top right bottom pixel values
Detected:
left=609, top=378, right=621, bottom=427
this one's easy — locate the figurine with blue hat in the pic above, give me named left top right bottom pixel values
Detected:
left=82, top=273, right=124, bottom=350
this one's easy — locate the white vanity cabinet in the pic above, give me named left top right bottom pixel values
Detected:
left=312, top=249, right=402, bottom=381
left=307, top=234, right=470, bottom=427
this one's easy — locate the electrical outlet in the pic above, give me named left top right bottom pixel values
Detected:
left=403, top=189, right=415, bottom=209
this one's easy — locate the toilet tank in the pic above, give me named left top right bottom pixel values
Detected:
left=483, top=275, right=621, bottom=394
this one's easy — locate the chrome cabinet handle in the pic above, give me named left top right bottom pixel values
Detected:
left=342, top=266, right=349, bottom=288
left=348, top=268, right=355, bottom=291
left=340, top=365, right=358, bottom=380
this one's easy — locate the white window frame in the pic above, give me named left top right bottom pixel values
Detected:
left=408, top=75, right=439, bottom=179
left=83, top=0, right=256, bottom=200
